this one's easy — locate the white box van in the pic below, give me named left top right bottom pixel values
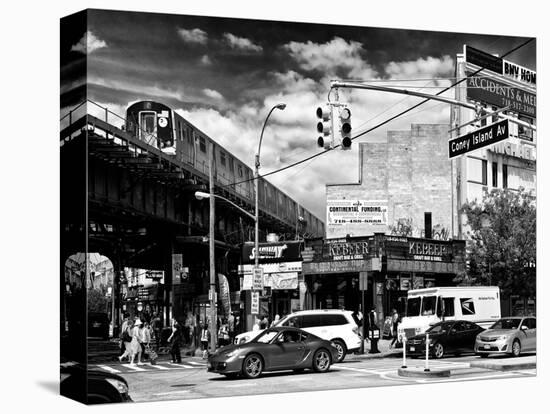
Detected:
left=398, top=286, right=501, bottom=342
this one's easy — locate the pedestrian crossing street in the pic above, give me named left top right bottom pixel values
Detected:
left=95, top=360, right=207, bottom=374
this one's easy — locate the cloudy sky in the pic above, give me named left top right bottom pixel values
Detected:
left=60, top=9, right=535, bottom=220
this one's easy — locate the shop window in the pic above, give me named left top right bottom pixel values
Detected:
left=467, top=157, right=487, bottom=185
left=492, top=162, right=498, bottom=187
left=219, top=150, right=226, bottom=167
left=518, top=115, right=534, bottom=141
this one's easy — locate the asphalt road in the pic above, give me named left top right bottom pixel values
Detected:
left=93, top=354, right=536, bottom=402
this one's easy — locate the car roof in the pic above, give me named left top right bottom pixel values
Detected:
left=288, top=309, right=352, bottom=315
left=267, top=326, right=304, bottom=332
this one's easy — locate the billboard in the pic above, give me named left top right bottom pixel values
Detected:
left=326, top=199, right=388, bottom=238
left=466, top=72, right=536, bottom=118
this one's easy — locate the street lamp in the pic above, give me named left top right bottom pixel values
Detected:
left=254, top=103, right=285, bottom=328
left=194, top=192, right=255, bottom=220
left=254, top=104, right=286, bottom=269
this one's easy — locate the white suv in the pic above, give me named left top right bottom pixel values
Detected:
left=234, top=309, right=362, bottom=362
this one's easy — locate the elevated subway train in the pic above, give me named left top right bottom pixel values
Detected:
left=126, top=101, right=324, bottom=238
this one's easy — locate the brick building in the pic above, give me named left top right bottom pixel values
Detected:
left=326, top=124, right=454, bottom=240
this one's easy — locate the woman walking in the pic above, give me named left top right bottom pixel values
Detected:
left=118, top=319, right=134, bottom=363
left=139, top=321, right=152, bottom=361
left=129, top=319, right=143, bottom=365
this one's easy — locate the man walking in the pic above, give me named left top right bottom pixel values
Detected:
left=151, top=312, right=162, bottom=351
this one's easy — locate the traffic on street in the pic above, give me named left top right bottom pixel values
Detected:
left=89, top=344, right=535, bottom=402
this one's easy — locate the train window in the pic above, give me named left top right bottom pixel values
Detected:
left=139, top=112, right=156, bottom=142
left=199, top=136, right=206, bottom=153
left=220, top=151, right=226, bottom=167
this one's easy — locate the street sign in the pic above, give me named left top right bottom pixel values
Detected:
left=448, top=120, right=509, bottom=159
left=252, top=267, right=264, bottom=290
left=359, top=271, right=368, bottom=291
left=251, top=291, right=260, bottom=314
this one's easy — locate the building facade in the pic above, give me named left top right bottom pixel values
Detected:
left=452, top=45, right=536, bottom=238
left=327, top=124, right=454, bottom=240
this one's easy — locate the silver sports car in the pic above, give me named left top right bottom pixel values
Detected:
left=207, top=326, right=339, bottom=379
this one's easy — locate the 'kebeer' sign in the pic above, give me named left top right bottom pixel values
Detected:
left=448, top=120, right=509, bottom=159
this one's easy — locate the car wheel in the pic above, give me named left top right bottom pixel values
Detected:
left=433, top=342, right=444, bottom=359
left=242, top=353, right=263, bottom=379
left=331, top=339, right=347, bottom=363
left=312, top=348, right=331, bottom=373
left=512, top=340, right=521, bottom=357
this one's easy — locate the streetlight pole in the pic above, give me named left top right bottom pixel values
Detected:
left=208, top=141, right=217, bottom=354
left=254, top=103, right=286, bottom=328
left=195, top=189, right=255, bottom=353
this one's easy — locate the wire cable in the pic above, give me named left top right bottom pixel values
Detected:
left=225, top=37, right=534, bottom=185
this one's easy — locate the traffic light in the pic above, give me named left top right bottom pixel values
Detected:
left=316, top=104, right=333, bottom=149
left=339, top=106, right=352, bottom=150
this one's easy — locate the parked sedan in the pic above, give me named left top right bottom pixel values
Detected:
left=208, top=327, right=339, bottom=379
left=406, top=320, right=484, bottom=359
left=475, top=316, right=536, bottom=357
left=60, top=362, right=132, bottom=404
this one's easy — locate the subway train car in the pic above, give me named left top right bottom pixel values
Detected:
left=125, top=100, right=324, bottom=238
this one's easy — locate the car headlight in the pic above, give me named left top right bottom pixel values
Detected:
left=105, top=378, right=129, bottom=394
left=225, top=350, right=240, bottom=358
left=498, top=335, right=509, bottom=341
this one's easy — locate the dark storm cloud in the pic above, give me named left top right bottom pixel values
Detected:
left=62, top=9, right=535, bottom=115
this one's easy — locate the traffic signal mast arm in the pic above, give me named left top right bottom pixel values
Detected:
left=330, top=81, right=535, bottom=131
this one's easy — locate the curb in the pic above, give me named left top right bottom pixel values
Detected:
left=397, top=367, right=451, bottom=378
left=347, top=351, right=402, bottom=360
left=470, top=361, right=537, bottom=371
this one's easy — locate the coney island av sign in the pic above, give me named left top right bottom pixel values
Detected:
left=448, top=120, right=509, bottom=159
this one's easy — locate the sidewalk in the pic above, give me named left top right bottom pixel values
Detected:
left=346, top=339, right=402, bottom=360
left=470, top=355, right=536, bottom=371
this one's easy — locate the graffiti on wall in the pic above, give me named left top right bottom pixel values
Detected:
left=389, top=218, right=450, bottom=240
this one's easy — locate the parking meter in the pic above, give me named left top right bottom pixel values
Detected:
left=367, top=310, right=380, bottom=353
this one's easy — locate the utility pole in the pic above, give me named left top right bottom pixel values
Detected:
left=209, top=141, right=217, bottom=353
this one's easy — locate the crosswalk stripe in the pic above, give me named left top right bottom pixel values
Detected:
left=148, top=364, right=171, bottom=370
left=97, top=365, right=121, bottom=374
left=123, top=364, right=147, bottom=371
left=167, top=363, right=195, bottom=368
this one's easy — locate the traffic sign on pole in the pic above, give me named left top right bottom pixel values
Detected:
left=251, top=291, right=260, bottom=314
left=252, top=267, right=264, bottom=290
left=448, top=120, right=509, bottom=159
